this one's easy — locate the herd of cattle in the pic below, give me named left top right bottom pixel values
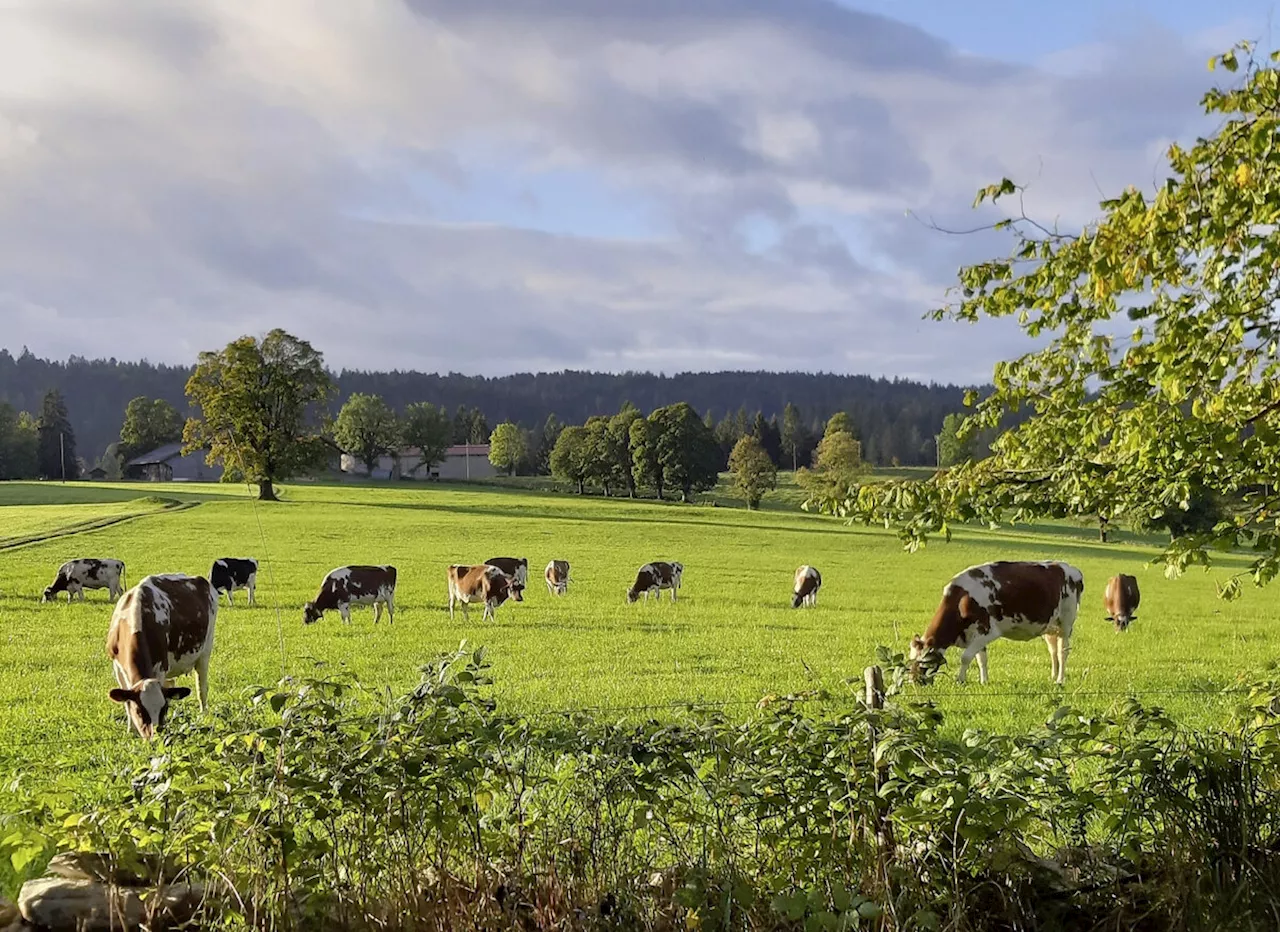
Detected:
left=35, top=554, right=1140, bottom=740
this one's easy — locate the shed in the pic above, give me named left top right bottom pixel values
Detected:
left=124, top=443, right=223, bottom=482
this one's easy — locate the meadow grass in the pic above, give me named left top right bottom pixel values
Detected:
left=0, top=476, right=1275, bottom=784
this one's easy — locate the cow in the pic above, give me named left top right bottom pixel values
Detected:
left=303, top=565, right=397, bottom=625
left=485, top=557, right=529, bottom=589
left=448, top=564, right=523, bottom=621
left=106, top=573, right=217, bottom=740
left=627, top=561, right=683, bottom=603
left=908, top=560, right=1084, bottom=686
left=792, top=565, right=821, bottom=608
left=545, top=559, right=571, bottom=595
left=43, top=559, right=125, bottom=603
left=210, top=557, right=258, bottom=606
left=1104, top=574, right=1141, bottom=632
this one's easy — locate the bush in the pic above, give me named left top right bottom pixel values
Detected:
left=3, top=647, right=1280, bottom=930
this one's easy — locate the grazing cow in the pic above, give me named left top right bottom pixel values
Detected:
left=448, top=564, right=523, bottom=621
left=627, top=561, right=683, bottom=603
left=303, top=565, right=397, bottom=625
left=485, top=557, right=529, bottom=589
left=106, top=573, right=217, bottom=740
left=43, top=559, right=126, bottom=603
left=210, top=557, right=258, bottom=606
left=545, top=559, right=571, bottom=595
left=792, top=565, right=821, bottom=608
left=1104, top=574, right=1141, bottom=632
left=909, top=560, right=1084, bottom=686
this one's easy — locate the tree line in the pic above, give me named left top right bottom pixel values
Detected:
left=0, top=345, right=982, bottom=472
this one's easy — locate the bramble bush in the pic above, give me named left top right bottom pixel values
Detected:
left=3, top=645, right=1279, bottom=930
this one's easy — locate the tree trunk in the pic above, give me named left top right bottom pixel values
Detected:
left=258, top=478, right=278, bottom=501
left=576, top=479, right=585, bottom=494
left=1098, top=516, right=1109, bottom=543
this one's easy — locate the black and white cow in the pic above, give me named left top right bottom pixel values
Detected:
left=303, top=565, right=397, bottom=625
left=43, top=559, right=126, bottom=603
left=210, top=557, right=258, bottom=606
left=626, top=561, right=683, bottom=603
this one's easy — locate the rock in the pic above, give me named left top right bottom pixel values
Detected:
left=146, top=883, right=211, bottom=925
left=44, top=852, right=156, bottom=887
left=18, top=877, right=143, bottom=932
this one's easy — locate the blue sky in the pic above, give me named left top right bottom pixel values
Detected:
left=0, top=0, right=1273, bottom=382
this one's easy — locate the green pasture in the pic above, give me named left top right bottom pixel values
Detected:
left=0, top=476, right=1275, bottom=781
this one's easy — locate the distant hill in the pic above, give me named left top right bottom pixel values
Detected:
left=0, top=347, right=985, bottom=468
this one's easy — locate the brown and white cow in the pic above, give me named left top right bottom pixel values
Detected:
left=1104, top=574, right=1140, bottom=632
left=303, top=565, right=397, bottom=625
left=909, top=560, right=1084, bottom=686
left=448, top=564, right=523, bottom=621
left=545, top=560, right=571, bottom=595
left=106, top=573, right=217, bottom=740
left=627, top=561, right=683, bottom=603
left=792, top=565, right=821, bottom=608
left=485, top=557, right=529, bottom=589
left=43, top=558, right=125, bottom=603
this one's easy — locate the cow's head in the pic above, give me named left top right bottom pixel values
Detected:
left=302, top=601, right=324, bottom=625
left=41, top=586, right=57, bottom=603
left=510, top=581, right=524, bottom=602
left=791, top=591, right=804, bottom=609
left=908, top=635, right=946, bottom=684
left=110, top=679, right=191, bottom=740
left=625, top=586, right=640, bottom=604
left=1108, top=612, right=1137, bottom=633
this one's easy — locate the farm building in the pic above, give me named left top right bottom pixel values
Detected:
left=124, top=442, right=224, bottom=482
left=339, top=444, right=498, bottom=481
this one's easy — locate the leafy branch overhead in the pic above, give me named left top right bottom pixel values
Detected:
left=837, top=42, right=1280, bottom=595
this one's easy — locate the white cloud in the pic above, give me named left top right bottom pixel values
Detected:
left=0, top=0, right=1251, bottom=384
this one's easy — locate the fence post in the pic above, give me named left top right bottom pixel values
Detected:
left=864, top=665, right=894, bottom=859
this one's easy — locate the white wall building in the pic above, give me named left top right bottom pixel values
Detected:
left=339, top=444, right=498, bottom=481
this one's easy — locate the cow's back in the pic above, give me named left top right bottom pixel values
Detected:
left=954, top=560, right=1082, bottom=628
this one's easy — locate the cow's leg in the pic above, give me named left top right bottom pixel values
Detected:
left=195, top=653, right=210, bottom=711
left=248, top=576, right=257, bottom=606
left=670, top=585, right=677, bottom=602
left=482, top=600, right=494, bottom=622
left=975, top=648, right=989, bottom=685
left=113, top=663, right=133, bottom=732
left=1043, top=634, right=1061, bottom=683
left=374, top=601, right=383, bottom=624
left=385, top=592, right=394, bottom=624
left=339, top=603, right=351, bottom=625
left=1055, top=634, right=1070, bottom=685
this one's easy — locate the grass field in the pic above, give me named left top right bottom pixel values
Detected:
left=0, top=475, right=1276, bottom=783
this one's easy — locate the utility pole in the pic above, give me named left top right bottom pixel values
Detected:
left=60, top=432, right=66, bottom=483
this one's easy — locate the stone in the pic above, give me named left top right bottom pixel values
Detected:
left=44, top=852, right=156, bottom=886
left=18, top=877, right=143, bottom=932
left=146, top=883, right=212, bottom=925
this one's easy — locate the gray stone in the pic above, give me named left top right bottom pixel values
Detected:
left=18, top=877, right=143, bottom=932
left=44, top=852, right=154, bottom=886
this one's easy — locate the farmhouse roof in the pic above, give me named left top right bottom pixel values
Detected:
left=125, top=442, right=186, bottom=467
left=445, top=444, right=490, bottom=456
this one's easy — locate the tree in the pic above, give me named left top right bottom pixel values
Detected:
left=533, top=414, right=564, bottom=476
left=797, top=429, right=867, bottom=502
left=119, top=396, right=183, bottom=459
left=630, top=416, right=663, bottom=499
left=452, top=405, right=489, bottom=445
left=610, top=402, right=644, bottom=497
left=400, top=402, right=453, bottom=476
left=94, top=443, right=124, bottom=481
left=0, top=403, right=38, bottom=479
left=844, top=43, right=1280, bottom=596
left=824, top=412, right=856, bottom=439
left=334, top=393, right=401, bottom=476
left=935, top=413, right=976, bottom=468
left=752, top=412, right=783, bottom=469
left=582, top=415, right=625, bottom=495
left=781, top=402, right=810, bottom=471
left=488, top=422, right=527, bottom=476
left=183, top=328, right=335, bottom=501
left=729, top=435, right=777, bottom=509
left=551, top=426, right=590, bottom=493
left=36, top=389, right=76, bottom=480
left=651, top=402, right=721, bottom=502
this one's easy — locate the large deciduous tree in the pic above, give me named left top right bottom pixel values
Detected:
left=334, top=393, right=401, bottom=476
left=551, top=425, right=590, bottom=494
left=651, top=402, right=721, bottom=502
left=119, top=396, right=183, bottom=459
left=488, top=422, right=526, bottom=476
left=780, top=402, right=810, bottom=471
left=797, top=427, right=866, bottom=503
left=728, top=435, right=777, bottom=509
left=0, top=402, right=38, bottom=479
left=400, top=402, right=453, bottom=476
left=183, top=329, right=335, bottom=501
left=935, top=413, right=975, bottom=468
left=36, top=389, right=76, bottom=480
left=844, top=43, right=1280, bottom=597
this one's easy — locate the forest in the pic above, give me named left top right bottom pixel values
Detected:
left=0, top=347, right=979, bottom=471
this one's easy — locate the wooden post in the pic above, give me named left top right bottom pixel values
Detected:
left=864, top=665, right=894, bottom=859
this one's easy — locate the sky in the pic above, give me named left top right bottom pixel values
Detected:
left=0, top=0, right=1274, bottom=385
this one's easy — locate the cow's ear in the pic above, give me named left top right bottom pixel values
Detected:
left=958, top=594, right=977, bottom=618
left=109, top=688, right=138, bottom=704
left=910, top=635, right=925, bottom=650
left=163, top=687, right=192, bottom=701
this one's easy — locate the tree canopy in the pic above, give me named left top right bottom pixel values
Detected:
left=119, top=396, right=183, bottom=460
left=728, top=435, right=777, bottom=509
left=842, top=43, right=1280, bottom=597
left=183, top=329, right=334, bottom=500
left=334, top=393, right=401, bottom=475
left=36, top=389, right=76, bottom=480
left=400, top=402, right=453, bottom=475
left=488, top=422, right=526, bottom=476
